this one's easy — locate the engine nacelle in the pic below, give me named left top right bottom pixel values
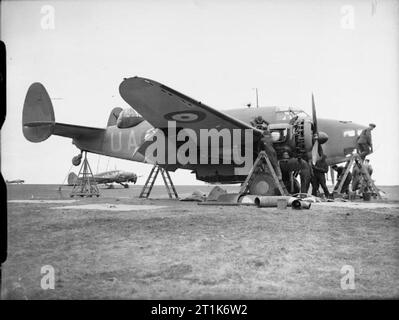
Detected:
left=268, top=118, right=314, bottom=160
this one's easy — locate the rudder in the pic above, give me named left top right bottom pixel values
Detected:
left=22, top=83, right=55, bottom=142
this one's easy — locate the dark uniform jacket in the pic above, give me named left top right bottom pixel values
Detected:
left=251, top=119, right=268, bottom=131
left=258, top=134, right=276, bottom=158
left=313, top=158, right=328, bottom=175
left=279, top=158, right=309, bottom=172
left=335, top=166, right=352, bottom=185
left=357, top=128, right=372, bottom=146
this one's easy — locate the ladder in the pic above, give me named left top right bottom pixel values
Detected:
left=139, top=165, right=179, bottom=199
left=70, top=151, right=100, bottom=197
left=239, top=151, right=288, bottom=196
left=334, top=154, right=381, bottom=199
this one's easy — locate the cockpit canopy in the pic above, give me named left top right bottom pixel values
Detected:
left=116, top=108, right=144, bottom=129
left=275, top=108, right=310, bottom=122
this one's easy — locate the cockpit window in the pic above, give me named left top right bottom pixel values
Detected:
left=275, top=109, right=309, bottom=121
left=294, top=111, right=310, bottom=118
left=275, top=111, right=292, bottom=121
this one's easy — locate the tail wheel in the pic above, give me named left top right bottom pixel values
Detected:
left=248, top=173, right=280, bottom=196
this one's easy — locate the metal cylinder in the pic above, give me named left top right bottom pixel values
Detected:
left=277, top=198, right=288, bottom=209
left=255, top=196, right=297, bottom=208
left=240, top=195, right=259, bottom=204
left=291, top=199, right=311, bottom=209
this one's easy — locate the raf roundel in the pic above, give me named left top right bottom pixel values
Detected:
left=164, top=110, right=206, bottom=123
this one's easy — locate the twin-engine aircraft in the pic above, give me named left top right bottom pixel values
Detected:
left=67, top=170, right=137, bottom=188
left=22, top=77, right=367, bottom=195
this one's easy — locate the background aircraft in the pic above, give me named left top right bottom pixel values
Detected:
left=67, top=170, right=137, bottom=188
left=6, top=179, right=25, bottom=184
left=22, top=77, right=367, bottom=195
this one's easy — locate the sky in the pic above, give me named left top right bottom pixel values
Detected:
left=1, top=0, right=399, bottom=185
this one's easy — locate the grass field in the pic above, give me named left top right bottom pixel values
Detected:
left=2, top=184, right=399, bottom=299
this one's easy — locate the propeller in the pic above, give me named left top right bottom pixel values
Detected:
left=330, top=166, right=335, bottom=185
left=311, top=93, right=326, bottom=164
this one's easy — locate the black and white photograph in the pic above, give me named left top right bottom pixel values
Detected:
left=0, top=0, right=398, bottom=305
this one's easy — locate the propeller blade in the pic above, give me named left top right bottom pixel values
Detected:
left=312, top=93, right=318, bottom=134
left=311, top=93, right=323, bottom=164
left=318, top=143, right=323, bottom=157
left=312, top=140, right=320, bottom=164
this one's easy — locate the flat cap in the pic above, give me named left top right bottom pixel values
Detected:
left=369, top=123, right=376, bottom=128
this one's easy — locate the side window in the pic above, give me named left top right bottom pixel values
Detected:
left=343, top=129, right=355, bottom=137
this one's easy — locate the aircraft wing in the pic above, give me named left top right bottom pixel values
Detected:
left=119, top=77, right=262, bottom=136
left=94, top=178, right=114, bottom=184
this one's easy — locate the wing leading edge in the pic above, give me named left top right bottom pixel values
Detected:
left=119, top=77, right=262, bottom=136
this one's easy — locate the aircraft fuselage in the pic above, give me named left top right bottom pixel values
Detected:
left=72, top=106, right=367, bottom=183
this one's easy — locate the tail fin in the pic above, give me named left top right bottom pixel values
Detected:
left=67, top=172, right=79, bottom=185
left=23, top=83, right=105, bottom=142
left=22, top=83, right=55, bottom=142
left=107, top=107, right=123, bottom=126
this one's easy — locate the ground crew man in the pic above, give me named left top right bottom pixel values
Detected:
left=363, top=159, right=373, bottom=176
left=251, top=115, right=269, bottom=131
left=352, top=159, right=373, bottom=192
left=257, top=129, right=282, bottom=180
left=279, top=152, right=295, bottom=192
left=298, top=159, right=312, bottom=194
left=311, top=154, right=330, bottom=198
left=332, top=164, right=352, bottom=194
left=351, top=159, right=362, bottom=192
left=278, top=151, right=311, bottom=194
left=356, top=123, right=376, bottom=160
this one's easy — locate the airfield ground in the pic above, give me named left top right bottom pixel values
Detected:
left=2, top=184, right=399, bottom=299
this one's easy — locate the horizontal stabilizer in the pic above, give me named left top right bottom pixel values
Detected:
left=53, top=123, right=104, bottom=139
